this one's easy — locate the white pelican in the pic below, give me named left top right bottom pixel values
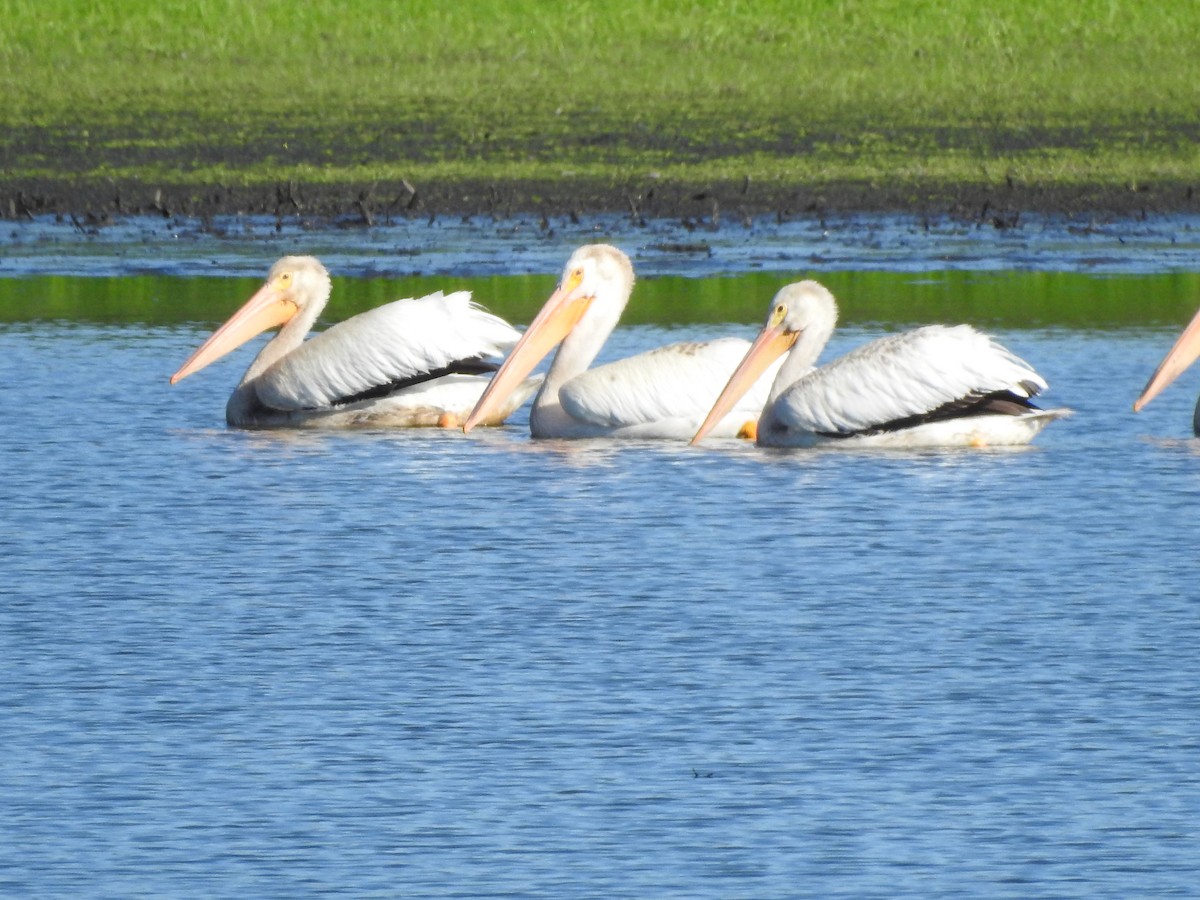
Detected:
left=692, top=280, right=1070, bottom=449
left=1133, top=302, right=1200, bottom=433
left=460, top=243, right=780, bottom=439
left=170, top=255, right=538, bottom=428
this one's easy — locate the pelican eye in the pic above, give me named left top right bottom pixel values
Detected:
left=770, top=303, right=788, bottom=326
left=560, top=266, right=586, bottom=294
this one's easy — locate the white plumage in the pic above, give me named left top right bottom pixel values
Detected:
left=170, top=256, right=538, bottom=428
left=776, top=325, right=1044, bottom=436
left=461, top=244, right=780, bottom=439
left=693, top=280, right=1070, bottom=449
left=255, top=290, right=517, bottom=410
left=558, top=337, right=771, bottom=433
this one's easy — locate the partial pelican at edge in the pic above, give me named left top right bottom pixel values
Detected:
left=1133, top=301, right=1200, bottom=434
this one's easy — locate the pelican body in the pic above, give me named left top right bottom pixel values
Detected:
left=461, top=244, right=778, bottom=439
left=693, top=281, right=1069, bottom=449
left=1133, top=302, right=1200, bottom=433
left=170, top=256, right=536, bottom=428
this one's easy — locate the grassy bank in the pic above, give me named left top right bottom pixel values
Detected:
left=2, top=1, right=1198, bottom=214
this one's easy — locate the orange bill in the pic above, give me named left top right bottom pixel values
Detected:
left=1134, top=304, right=1200, bottom=412
left=170, top=282, right=298, bottom=384
left=691, top=319, right=796, bottom=445
left=461, top=270, right=591, bottom=432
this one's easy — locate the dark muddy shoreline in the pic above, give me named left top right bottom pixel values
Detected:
left=6, top=114, right=1199, bottom=226
left=4, top=175, right=1198, bottom=229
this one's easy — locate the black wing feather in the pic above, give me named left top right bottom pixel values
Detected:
left=332, top=357, right=499, bottom=407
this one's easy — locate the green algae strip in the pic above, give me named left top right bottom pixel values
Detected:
left=1, top=0, right=1198, bottom=197
left=5, top=272, right=1199, bottom=330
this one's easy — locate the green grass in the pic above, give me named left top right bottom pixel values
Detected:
left=2, top=0, right=1198, bottom=194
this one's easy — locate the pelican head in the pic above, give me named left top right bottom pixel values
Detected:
left=691, top=280, right=837, bottom=444
left=170, top=256, right=331, bottom=384
left=768, top=280, right=839, bottom=337
left=461, top=243, right=634, bottom=432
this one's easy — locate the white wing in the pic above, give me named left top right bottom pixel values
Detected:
left=777, top=325, right=1047, bottom=435
left=254, top=291, right=520, bottom=411
left=560, top=337, right=774, bottom=428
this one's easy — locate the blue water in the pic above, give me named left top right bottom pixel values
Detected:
left=2, top=226, right=1200, bottom=897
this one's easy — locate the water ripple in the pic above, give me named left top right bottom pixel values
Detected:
left=1, top=309, right=1199, bottom=897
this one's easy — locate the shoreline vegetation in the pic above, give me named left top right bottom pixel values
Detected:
left=2, top=2, right=1198, bottom=223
